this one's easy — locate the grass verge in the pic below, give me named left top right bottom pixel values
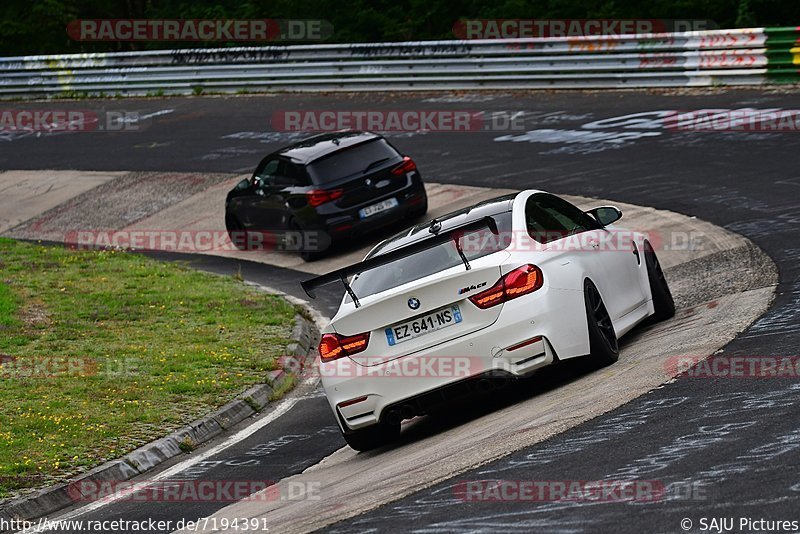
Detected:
left=0, top=238, right=296, bottom=499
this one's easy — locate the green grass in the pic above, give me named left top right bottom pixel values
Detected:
left=0, top=282, right=15, bottom=327
left=0, top=238, right=296, bottom=499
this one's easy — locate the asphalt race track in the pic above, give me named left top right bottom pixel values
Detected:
left=2, top=89, right=800, bottom=533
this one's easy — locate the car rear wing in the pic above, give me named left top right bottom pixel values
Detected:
left=300, top=216, right=499, bottom=308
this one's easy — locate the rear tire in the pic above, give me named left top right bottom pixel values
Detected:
left=225, top=215, right=250, bottom=251
left=342, top=421, right=401, bottom=452
left=644, top=241, right=675, bottom=321
left=289, top=221, right=325, bottom=262
left=584, top=280, right=619, bottom=367
left=409, top=198, right=428, bottom=219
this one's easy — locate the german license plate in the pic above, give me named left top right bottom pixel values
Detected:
left=359, top=197, right=398, bottom=219
left=385, top=305, right=463, bottom=346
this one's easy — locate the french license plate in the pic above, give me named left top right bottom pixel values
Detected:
left=359, top=197, right=398, bottom=219
left=385, top=305, right=463, bottom=346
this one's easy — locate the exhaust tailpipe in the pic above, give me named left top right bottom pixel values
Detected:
left=476, top=378, right=494, bottom=393
left=384, top=409, right=402, bottom=426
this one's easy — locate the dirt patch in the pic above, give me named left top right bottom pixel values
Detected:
left=20, top=303, right=50, bottom=329
left=239, top=298, right=260, bottom=308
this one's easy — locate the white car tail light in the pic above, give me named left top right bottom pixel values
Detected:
left=469, top=264, right=543, bottom=309
left=319, top=332, right=370, bottom=363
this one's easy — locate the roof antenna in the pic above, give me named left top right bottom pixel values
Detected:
left=428, top=219, right=441, bottom=234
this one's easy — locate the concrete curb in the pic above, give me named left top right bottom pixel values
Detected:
left=0, top=312, right=318, bottom=525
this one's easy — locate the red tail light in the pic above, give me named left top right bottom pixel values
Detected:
left=307, top=189, right=343, bottom=207
left=469, top=279, right=505, bottom=309
left=391, top=156, right=417, bottom=176
left=319, top=332, right=370, bottom=363
left=469, top=264, right=543, bottom=309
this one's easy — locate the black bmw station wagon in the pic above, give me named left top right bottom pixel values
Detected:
left=225, top=131, right=428, bottom=260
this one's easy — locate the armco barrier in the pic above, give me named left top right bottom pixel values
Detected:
left=0, top=26, right=797, bottom=97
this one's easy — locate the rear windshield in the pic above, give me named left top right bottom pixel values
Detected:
left=307, top=139, right=400, bottom=185
left=349, top=211, right=513, bottom=299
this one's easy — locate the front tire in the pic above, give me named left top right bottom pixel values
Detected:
left=644, top=241, right=675, bottom=321
left=342, top=421, right=401, bottom=452
left=584, top=280, right=619, bottom=367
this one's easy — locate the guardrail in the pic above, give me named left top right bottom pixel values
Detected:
left=0, top=26, right=798, bottom=97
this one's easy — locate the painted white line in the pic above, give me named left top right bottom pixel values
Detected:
left=17, top=373, right=318, bottom=533
left=136, top=109, right=174, bottom=121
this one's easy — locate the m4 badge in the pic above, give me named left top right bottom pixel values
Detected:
left=458, top=282, right=487, bottom=295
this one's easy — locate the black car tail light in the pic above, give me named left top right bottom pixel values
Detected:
left=307, top=189, right=343, bottom=207
left=391, top=156, right=417, bottom=176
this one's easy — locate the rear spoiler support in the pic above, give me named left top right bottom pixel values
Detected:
left=454, top=239, right=471, bottom=271
left=300, top=216, right=499, bottom=307
left=340, top=273, right=361, bottom=308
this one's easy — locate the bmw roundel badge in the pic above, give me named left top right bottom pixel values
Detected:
left=408, top=297, right=421, bottom=310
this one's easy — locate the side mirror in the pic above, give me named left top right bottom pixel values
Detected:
left=235, top=178, right=250, bottom=191
left=588, top=206, right=622, bottom=226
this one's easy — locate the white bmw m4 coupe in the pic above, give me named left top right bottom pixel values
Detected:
left=302, top=190, right=674, bottom=451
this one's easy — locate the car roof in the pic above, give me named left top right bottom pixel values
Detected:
left=277, top=131, right=382, bottom=164
left=369, top=193, right=519, bottom=257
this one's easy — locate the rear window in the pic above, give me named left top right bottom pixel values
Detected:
left=307, top=139, right=400, bottom=185
left=349, top=211, right=513, bottom=299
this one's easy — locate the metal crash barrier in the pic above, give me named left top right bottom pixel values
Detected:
left=0, top=26, right=798, bottom=97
